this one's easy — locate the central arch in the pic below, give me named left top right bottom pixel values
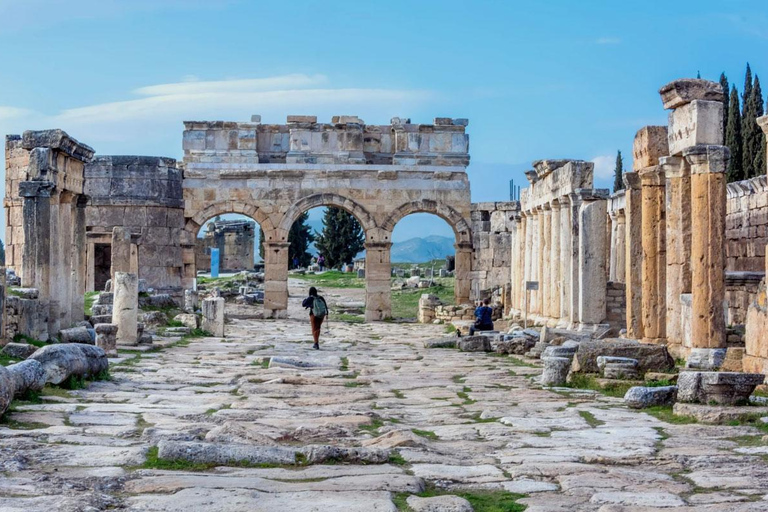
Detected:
left=276, top=193, right=377, bottom=241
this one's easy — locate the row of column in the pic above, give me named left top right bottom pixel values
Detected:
left=511, top=192, right=608, bottom=328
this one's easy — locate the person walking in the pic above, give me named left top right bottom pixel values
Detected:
left=302, top=286, right=328, bottom=349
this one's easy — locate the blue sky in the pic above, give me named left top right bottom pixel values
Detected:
left=1, top=0, right=767, bottom=242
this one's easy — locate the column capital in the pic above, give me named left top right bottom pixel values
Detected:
left=19, top=180, right=56, bottom=198
left=550, top=198, right=562, bottom=210
left=638, top=165, right=666, bottom=185
left=622, top=171, right=641, bottom=190
left=659, top=156, right=687, bottom=179
left=542, top=202, right=552, bottom=211
left=683, top=145, right=730, bottom=174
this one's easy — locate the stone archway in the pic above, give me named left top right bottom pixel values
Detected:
left=381, top=199, right=473, bottom=304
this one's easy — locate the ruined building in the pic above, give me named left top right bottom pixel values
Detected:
left=195, top=219, right=256, bottom=272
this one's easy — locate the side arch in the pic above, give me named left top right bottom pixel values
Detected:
left=184, top=201, right=273, bottom=235
left=276, top=193, right=378, bottom=241
left=380, top=199, right=472, bottom=245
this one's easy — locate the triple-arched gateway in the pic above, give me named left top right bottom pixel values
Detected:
left=179, top=116, right=473, bottom=320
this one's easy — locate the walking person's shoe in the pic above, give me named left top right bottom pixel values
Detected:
left=313, top=343, right=319, bottom=350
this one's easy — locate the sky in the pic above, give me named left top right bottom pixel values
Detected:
left=1, top=0, right=767, bottom=242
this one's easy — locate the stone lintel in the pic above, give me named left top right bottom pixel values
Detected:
left=683, top=145, right=730, bottom=174
left=572, top=188, right=609, bottom=202
left=22, top=129, right=95, bottom=163
left=332, top=115, right=364, bottom=125
left=633, top=126, right=669, bottom=170
left=659, top=78, right=725, bottom=110
left=532, top=159, right=572, bottom=179
left=18, top=180, right=56, bottom=198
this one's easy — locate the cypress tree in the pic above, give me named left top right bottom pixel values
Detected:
left=720, top=73, right=729, bottom=143
left=258, top=227, right=264, bottom=261
left=288, top=212, right=315, bottom=267
left=742, top=64, right=754, bottom=175
left=314, top=207, right=365, bottom=269
left=726, top=86, right=743, bottom=182
left=751, top=76, right=765, bottom=176
left=613, top=150, right=624, bottom=193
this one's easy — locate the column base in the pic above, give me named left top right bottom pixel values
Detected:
left=263, top=309, right=288, bottom=319
left=686, top=347, right=727, bottom=370
left=642, top=337, right=668, bottom=345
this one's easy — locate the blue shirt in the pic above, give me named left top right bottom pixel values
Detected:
left=475, top=306, right=493, bottom=326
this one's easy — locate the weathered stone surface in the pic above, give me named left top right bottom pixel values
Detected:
left=677, top=371, right=764, bottom=405
left=94, top=323, right=118, bottom=357
left=204, top=422, right=279, bottom=445
left=659, top=78, right=725, bottom=110
left=673, top=402, right=768, bottom=423
left=202, top=297, right=225, bottom=337
left=113, top=272, right=139, bottom=346
left=624, top=386, right=678, bottom=409
left=29, top=343, right=108, bottom=385
left=0, top=366, right=13, bottom=416
left=58, top=326, right=93, bottom=344
left=686, top=348, right=727, bottom=370
left=142, top=311, right=168, bottom=327
left=632, top=126, right=669, bottom=170
left=570, top=339, right=674, bottom=374
left=457, top=336, right=492, bottom=352
left=603, top=364, right=640, bottom=380
left=541, top=357, right=571, bottom=387
left=596, top=356, right=638, bottom=372
left=424, top=337, right=457, bottom=349
left=6, top=359, right=46, bottom=396
left=174, top=313, right=199, bottom=331
left=406, top=495, right=472, bottom=512
left=0, top=342, right=37, bottom=360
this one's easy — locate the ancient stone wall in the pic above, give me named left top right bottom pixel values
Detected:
left=725, top=176, right=768, bottom=272
left=84, top=156, right=184, bottom=295
left=182, top=116, right=473, bottom=320
left=470, top=201, right=519, bottom=299
left=196, top=219, right=256, bottom=272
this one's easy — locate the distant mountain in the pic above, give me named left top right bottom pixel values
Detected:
left=391, top=235, right=455, bottom=263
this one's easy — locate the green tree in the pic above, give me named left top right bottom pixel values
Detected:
left=258, top=227, right=264, bottom=261
left=742, top=64, right=755, bottom=175
left=0, top=239, right=5, bottom=266
left=288, top=212, right=315, bottom=267
left=314, top=207, right=365, bottom=269
left=749, top=76, right=765, bottom=176
left=726, top=85, right=744, bottom=182
left=613, top=150, right=624, bottom=193
left=720, top=73, right=729, bottom=143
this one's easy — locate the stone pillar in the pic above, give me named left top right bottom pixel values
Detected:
left=94, top=323, right=118, bottom=357
left=202, top=297, right=226, bottom=337
left=685, top=145, right=729, bottom=353
left=111, top=226, right=132, bottom=283
left=535, top=206, right=545, bottom=315
left=624, top=173, right=644, bottom=339
left=510, top=215, right=523, bottom=311
left=19, top=181, right=55, bottom=295
left=455, top=242, right=472, bottom=304
left=550, top=200, right=562, bottom=320
left=640, top=165, right=666, bottom=344
left=540, top=204, right=551, bottom=318
left=614, top=211, right=626, bottom=284
left=365, top=241, right=392, bottom=321
left=578, top=199, right=608, bottom=326
left=609, top=211, right=622, bottom=282
left=70, top=196, right=87, bottom=324
left=113, top=271, right=139, bottom=346
left=662, top=156, right=691, bottom=351
left=263, top=241, right=289, bottom=318
left=523, top=211, right=533, bottom=310
left=559, top=201, right=571, bottom=323
left=566, top=193, right=583, bottom=325
left=184, top=289, right=198, bottom=313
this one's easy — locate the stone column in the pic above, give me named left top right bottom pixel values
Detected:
left=202, top=297, right=225, bottom=337
left=535, top=206, right=545, bottom=315
left=364, top=241, right=392, bottom=321
left=623, top=172, right=644, bottom=339
left=566, top=193, right=583, bottom=325
left=550, top=200, right=562, bottom=320
left=113, top=271, right=138, bottom=346
left=86, top=242, right=96, bottom=292
left=609, top=211, right=620, bottom=282
left=19, top=181, right=55, bottom=295
left=111, top=226, right=132, bottom=283
left=685, top=145, right=729, bottom=354
left=640, top=165, right=667, bottom=344
left=614, top=211, right=626, bottom=284
left=511, top=215, right=523, bottom=312
left=559, top=200, right=571, bottom=323
left=70, top=196, right=87, bottom=323
left=540, top=204, right=551, bottom=319
left=58, top=193, right=73, bottom=329
left=578, top=199, right=608, bottom=326
left=523, top=211, right=533, bottom=310
left=455, top=242, right=472, bottom=305
left=662, top=156, right=691, bottom=351
left=263, top=241, right=289, bottom=318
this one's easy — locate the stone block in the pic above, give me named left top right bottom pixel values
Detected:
left=287, top=115, right=317, bottom=123
left=624, top=386, right=678, bottom=409
left=668, top=100, right=724, bottom=156
left=541, top=356, right=571, bottom=386
left=94, top=323, right=118, bottom=357
left=113, top=272, right=139, bottom=346
left=659, top=78, right=725, bottom=110
left=59, top=326, right=94, bottom=344
left=677, top=371, right=764, bottom=405
left=686, top=348, right=727, bottom=370
left=0, top=343, right=38, bottom=360
left=632, top=126, right=669, bottom=170
left=457, top=335, right=492, bottom=352
left=202, top=297, right=225, bottom=337
left=571, top=339, right=674, bottom=374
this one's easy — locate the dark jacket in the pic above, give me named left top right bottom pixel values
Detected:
left=474, top=305, right=494, bottom=327
left=302, top=295, right=327, bottom=316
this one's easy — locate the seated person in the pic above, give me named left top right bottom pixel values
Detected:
left=469, top=298, right=494, bottom=335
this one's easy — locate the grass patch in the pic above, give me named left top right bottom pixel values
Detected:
left=644, top=405, right=698, bottom=424
left=388, top=451, right=408, bottom=466
left=252, top=357, right=271, bottom=369
left=340, top=357, right=349, bottom=371
left=469, top=412, right=500, bottom=423
left=84, top=290, right=99, bottom=316
left=392, top=389, right=405, bottom=399
left=452, top=375, right=466, bottom=384
left=412, top=429, right=438, bottom=440
left=344, top=381, right=369, bottom=388
left=507, top=356, right=536, bottom=368
left=578, top=410, right=605, bottom=428
left=359, top=418, right=384, bottom=434
left=390, top=279, right=455, bottom=320
left=139, top=446, right=284, bottom=471
left=298, top=270, right=365, bottom=289
left=565, top=373, right=634, bottom=398
left=333, top=313, right=365, bottom=324
left=393, top=487, right=525, bottom=512
left=0, top=353, right=21, bottom=367
left=444, top=323, right=457, bottom=334
left=11, top=334, right=46, bottom=347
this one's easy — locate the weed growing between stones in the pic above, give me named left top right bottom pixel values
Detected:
left=392, top=486, right=526, bottom=512
left=507, top=356, right=536, bottom=368
left=359, top=418, right=384, bottom=434
left=412, top=429, right=438, bottom=440
left=344, top=381, right=368, bottom=388
left=388, top=451, right=408, bottom=466
left=11, top=334, right=47, bottom=347
left=577, top=410, right=605, bottom=427
left=452, top=375, right=466, bottom=384
left=565, top=373, right=634, bottom=398
left=643, top=406, right=698, bottom=425
left=340, top=357, right=349, bottom=371
left=392, top=389, right=405, bottom=399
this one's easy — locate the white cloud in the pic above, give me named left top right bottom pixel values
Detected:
left=591, top=155, right=615, bottom=180
left=0, top=106, right=34, bottom=121
left=596, top=37, right=621, bottom=45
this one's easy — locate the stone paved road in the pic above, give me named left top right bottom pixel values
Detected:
left=1, top=281, right=768, bottom=511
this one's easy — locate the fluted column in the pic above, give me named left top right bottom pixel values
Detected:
left=623, top=172, right=643, bottom=338
left=567, top=193, right=583, bottom=325
left=541, top=204, right=551, bottom=318
left=550, top=200, right=562, bottom=319
left=685, top=145, right=729, bottom=353
left=640, top=165, right=667, bottom=344
left=559, top=200, right=571, bottom=323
